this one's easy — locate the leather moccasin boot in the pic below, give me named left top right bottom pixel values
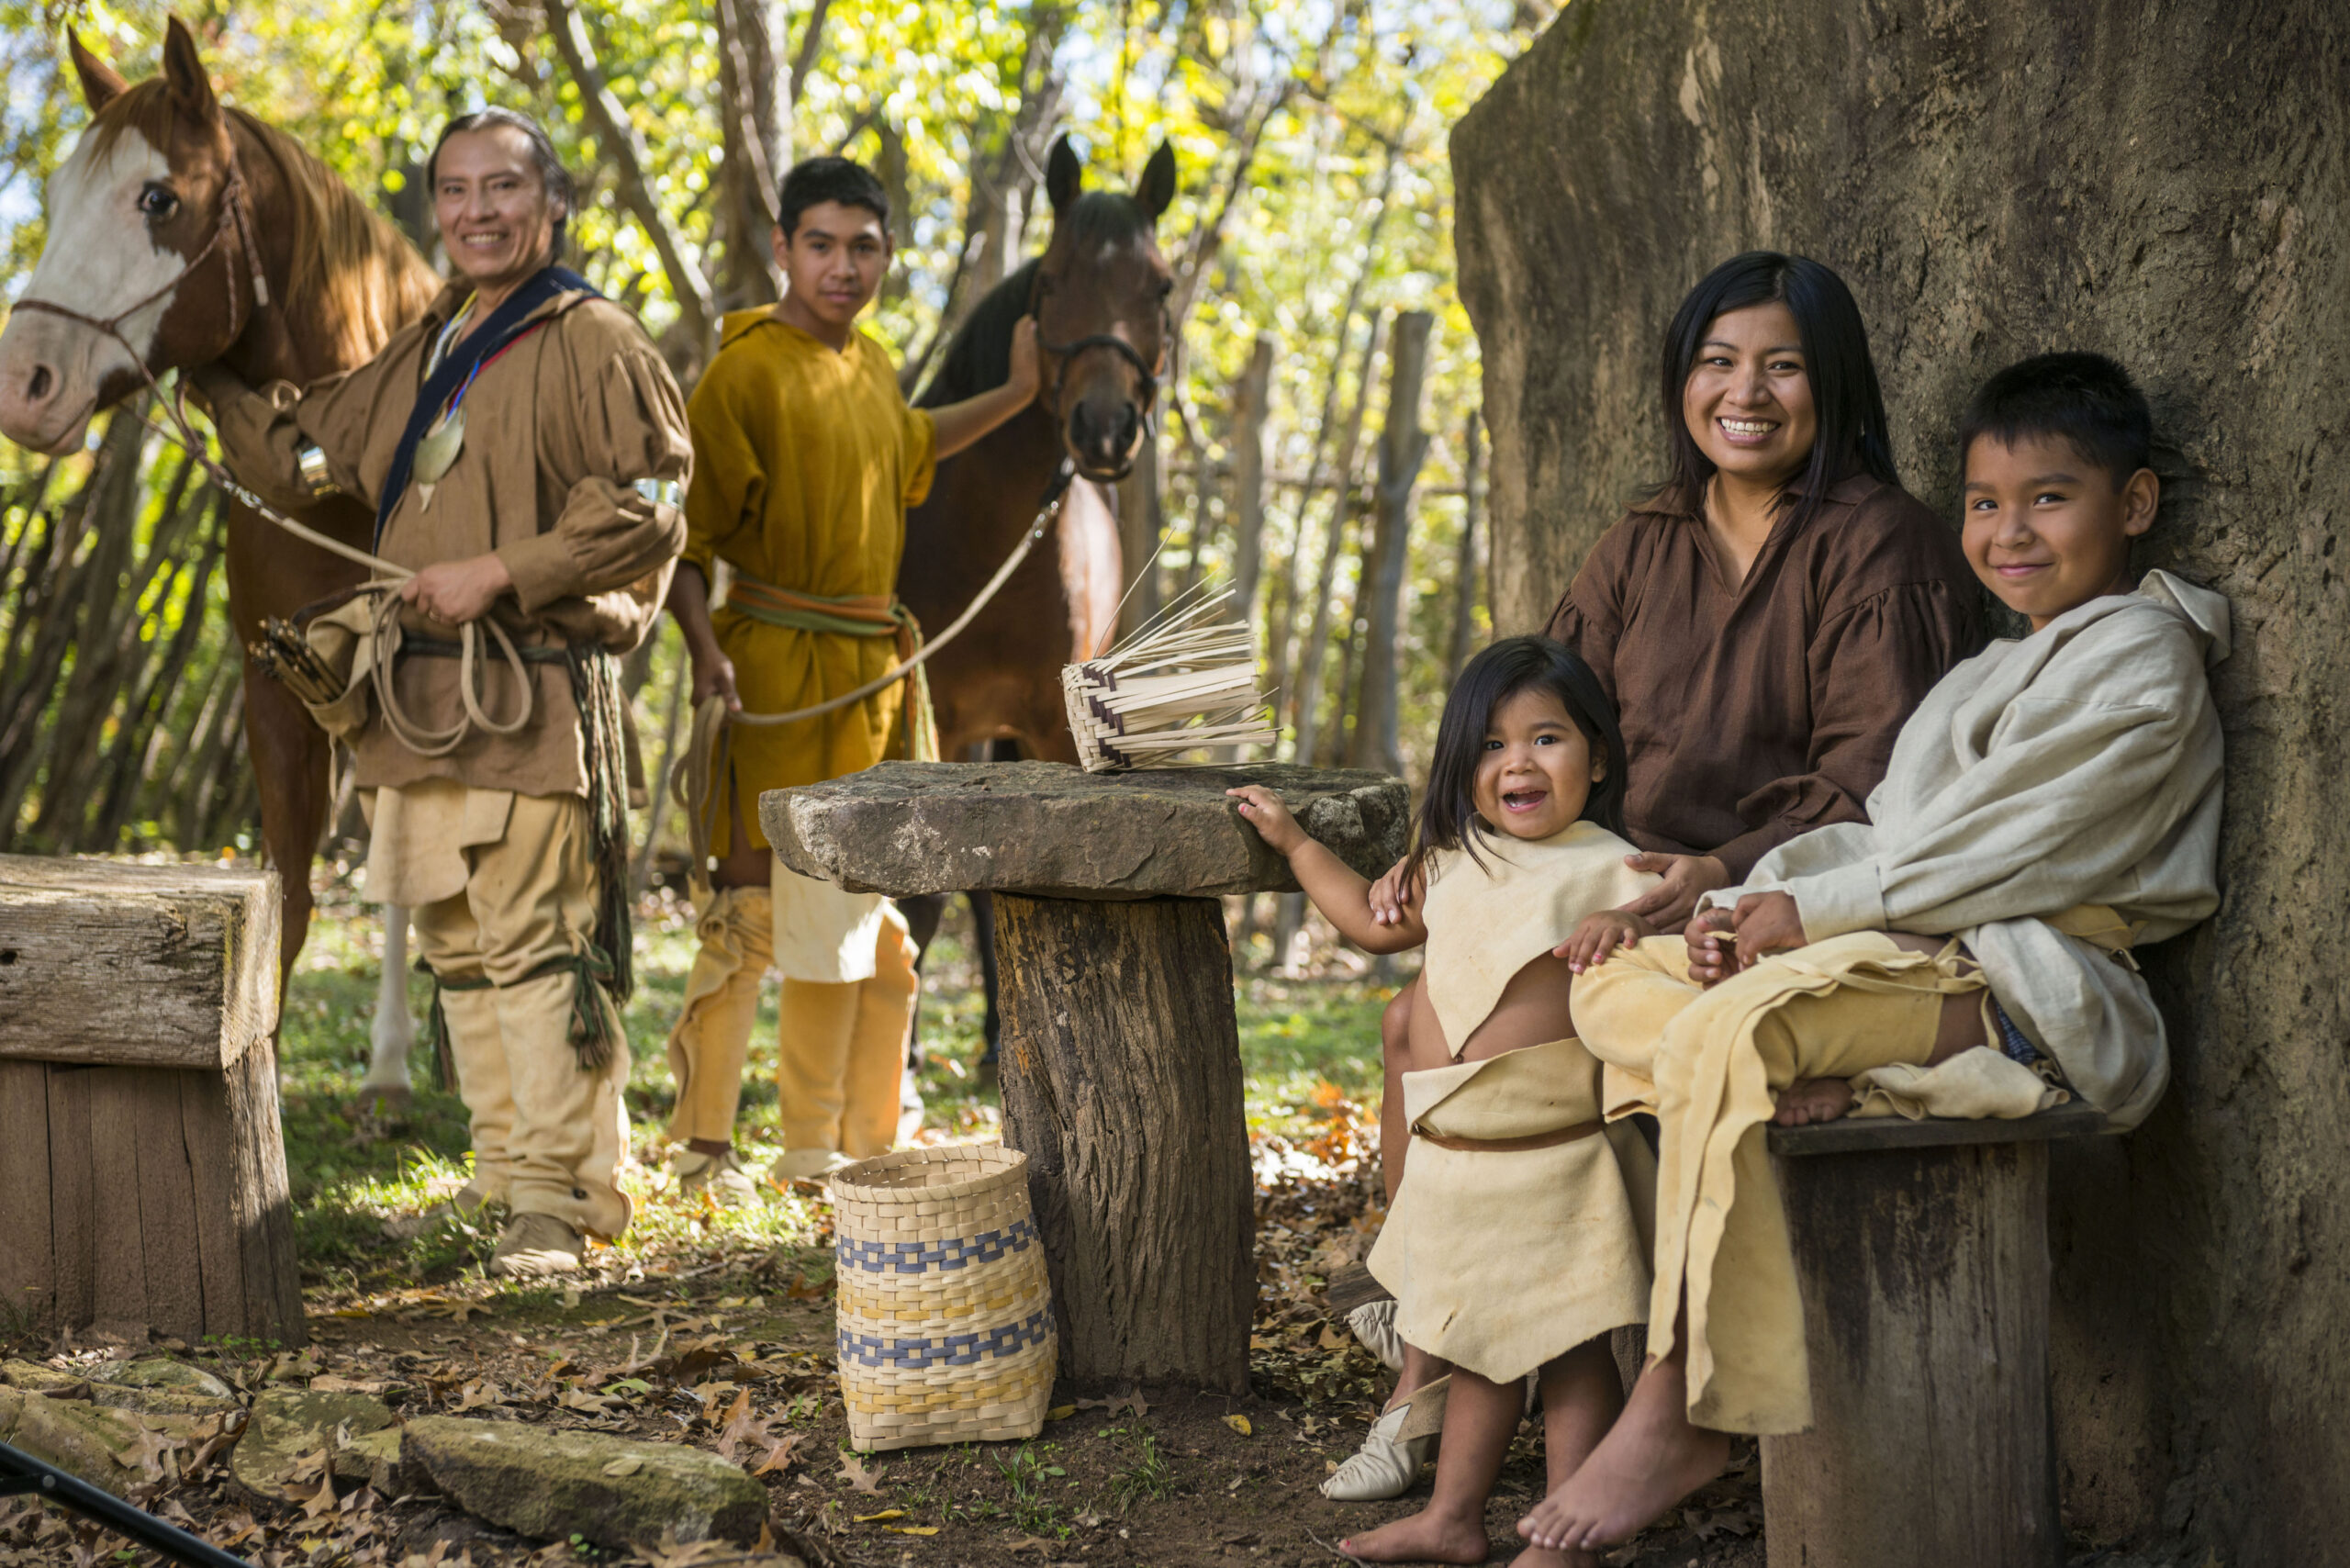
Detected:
left=1321, top=1377, right=1447, bottom=1501
left=489, top=1212, right=585, bottom=1279
left=674, top=1148, right=762, bottom=1207
left=1347, top=1298, right=1406, bottom=1373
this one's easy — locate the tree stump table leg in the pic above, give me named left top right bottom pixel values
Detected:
left=990, top=893, right=1253, bottom=1394
left=1761, top=1140, right=2060, bottom=1568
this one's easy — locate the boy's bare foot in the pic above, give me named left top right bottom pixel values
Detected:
left=1337, top=1506, right=1487, bottom=1564
left=1773, top=1077, right=1854, bottom=1126
left=1516, top=1356, right=1729, bottom=1552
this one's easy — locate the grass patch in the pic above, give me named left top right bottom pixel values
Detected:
left=278, top=887, right=1393, bottom=1295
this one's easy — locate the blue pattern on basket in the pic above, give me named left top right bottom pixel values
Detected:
left=837, top=1306, right=1055, bottom=1368
left=838, top=1216, right=1040, bottom=1274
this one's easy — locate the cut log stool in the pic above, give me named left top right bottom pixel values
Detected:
left=1761, top=1103, right=2108, bottom=1568
left=0, top=855, right=303, bottom=1347
left=765, top=760, right=1409, bottom=1394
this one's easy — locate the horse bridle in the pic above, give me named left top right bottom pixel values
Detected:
left=1027, top=264, right=1166, bottom=483
left=11, top=141, right=271, bottom=422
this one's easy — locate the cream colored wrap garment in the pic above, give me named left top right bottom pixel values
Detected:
left=1418, top=821, right=1657, bottom=1054
left=1366, top=1039, right=1652, bottom=1383
left=1697, top=572, right=2230, bottom=1129
left=1574, top=933, right=1982, bottom=1435
left=1363, top=824, right=1660, bottom=1384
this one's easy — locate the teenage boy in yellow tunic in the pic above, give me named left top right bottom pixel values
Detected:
left=665, top=156, right=1039, bottom=1197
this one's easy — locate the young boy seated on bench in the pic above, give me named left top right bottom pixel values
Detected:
left=1520, top=353, right=2230, bottom=1553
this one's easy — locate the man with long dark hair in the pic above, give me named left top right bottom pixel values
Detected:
left=194, top=108, right=688, bottom=1276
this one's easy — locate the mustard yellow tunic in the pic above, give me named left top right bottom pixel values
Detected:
left=685, top=309, right=937, bottom=851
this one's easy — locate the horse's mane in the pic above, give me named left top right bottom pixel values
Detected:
left=90, top=81, right=440, bottom=367
left=917, top=190, right=1155, bottom=409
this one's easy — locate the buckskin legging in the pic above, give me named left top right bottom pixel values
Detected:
left=1571, top=932, right=1984, bottom=1434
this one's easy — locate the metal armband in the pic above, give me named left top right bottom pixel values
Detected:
left=632, top=476, right=685, bottom=510
left=295, top=440, right=338, bottom=499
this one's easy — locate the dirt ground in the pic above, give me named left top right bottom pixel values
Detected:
left=0, top=1170, right=1766, bottom=1568
left=0, top=891, right=1771, bottom=1568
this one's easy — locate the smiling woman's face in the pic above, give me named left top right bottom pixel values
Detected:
left=1682, top=301, right=1818, bottom=492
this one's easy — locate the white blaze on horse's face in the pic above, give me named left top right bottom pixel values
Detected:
left=0, top=125, right=183, bottom=454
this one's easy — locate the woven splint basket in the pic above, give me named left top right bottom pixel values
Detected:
left=831, top=1145, right=1057, bottom=1451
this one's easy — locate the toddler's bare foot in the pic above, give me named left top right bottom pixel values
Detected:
left=1774, top=1077, right=1854, bottom=1126
left=1516, top=1359, right=1729, bottom=1552
left=1337, top=1506, right=1487, bottom=1564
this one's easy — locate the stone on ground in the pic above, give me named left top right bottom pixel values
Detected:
left=0, top=1383, right=214, bottom=1497
left=231, top=1386, right=404, bottom=1499
left=765, top=759, right=1411, bottom=899
left=1, top=1358, right=238, bottom=1419
left=401, top=1415, right=767, bottom=1550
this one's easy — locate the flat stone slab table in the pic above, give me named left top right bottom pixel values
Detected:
left=766, top=760, right=1409, bottom=1394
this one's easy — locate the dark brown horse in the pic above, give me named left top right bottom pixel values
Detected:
left=897, top=135, right=1174, bottom=1047
left=0, top=19, right=440, bottom=986
left=899, top=133, right=1174, bottom=759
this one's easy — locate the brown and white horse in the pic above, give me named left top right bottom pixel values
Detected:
left=0, top=20, right=440, bottom=1078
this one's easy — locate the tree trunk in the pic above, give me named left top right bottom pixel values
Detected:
left=1453, top=3, right=2350, bottom=1557
left=541, top=0, right=716, bottom=362
left=1288, top=311, right=1387, bottom=764
left=990, top=892, right=1253, bottom=1394
left=1116, top=435, right=1166, bottom=633
left=1445, top=409, right=1484, bottom=691
left=1351, top=310, right=1433, bottom=777
left=1228, top=335, right=1277, bottom=628
left=1261, top=138, right=1401, bottom=725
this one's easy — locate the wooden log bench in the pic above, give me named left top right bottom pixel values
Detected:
left=1760, top=1101, right=2109, bottom=1568
left=764, top=759, right=1409, bottom=1394
left=0, top=855, right=304, bottom=1348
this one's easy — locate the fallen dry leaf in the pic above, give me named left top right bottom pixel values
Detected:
left=838, top=1452, right=884, bottom=1493
left=751, top=1432, right=802, bottom=1477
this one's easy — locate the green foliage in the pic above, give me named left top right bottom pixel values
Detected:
left=0, top=0, right=1562, bottom=856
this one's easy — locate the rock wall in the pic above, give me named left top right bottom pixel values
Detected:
left=1451, top=2, right=2349, bottom=1560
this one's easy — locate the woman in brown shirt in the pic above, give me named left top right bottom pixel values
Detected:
left=1547, top=251, right=1981, bottom=925
left=1335, top=252, right=1979, bottom=1504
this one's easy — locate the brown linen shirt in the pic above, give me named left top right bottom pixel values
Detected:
left=1544, top=474, right=1981, bottom=879
left=212, top=282, right=690, bottom=798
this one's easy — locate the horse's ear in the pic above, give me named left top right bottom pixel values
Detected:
left=1136, top=140, right=1177, bottom=224
left=160, top=15, right=218, bottom=123
left=1046, top=134, right=1083, bottom=217
left=67, top=30, right=128, bottom=114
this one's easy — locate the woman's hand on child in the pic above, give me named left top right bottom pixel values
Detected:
left=1225, top=786, right=1307, bottom=855
left=1617, top=852, right=1731, bottom=930
left=1367, top=857, right=1425, bottom=927
left=1560, top=909, right=1652, bottom=973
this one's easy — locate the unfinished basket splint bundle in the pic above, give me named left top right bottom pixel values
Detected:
left=831, top=1145, right=1058, bottom=1450
left=1061, top=586, right=1277, bottom=772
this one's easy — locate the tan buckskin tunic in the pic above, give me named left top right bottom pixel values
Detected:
left=210, top=281, right=690, bottom=796
left=1544, top=475, right=1981, bottom=879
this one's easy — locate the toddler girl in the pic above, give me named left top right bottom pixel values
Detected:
left=1228, top=634, right=1660, bottom=1566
